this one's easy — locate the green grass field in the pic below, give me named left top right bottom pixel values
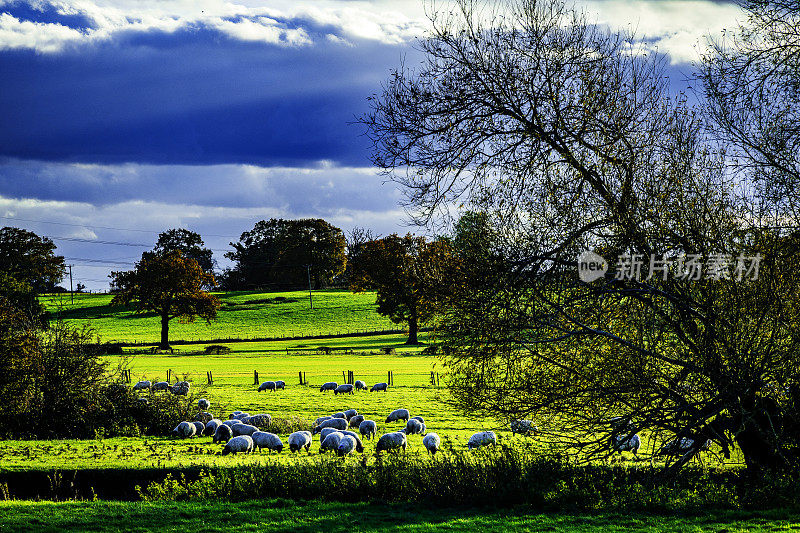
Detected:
left=41, top=290, right=397, bottom=344
left=1, top=500, right=798, bottom=532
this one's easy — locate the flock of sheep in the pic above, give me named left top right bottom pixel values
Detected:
left=168, top=396, right=501, bottom=458
left=137, top=379, right=709, bottom=460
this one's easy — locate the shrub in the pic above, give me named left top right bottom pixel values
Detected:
left=204, top=345, right=231, bottom=355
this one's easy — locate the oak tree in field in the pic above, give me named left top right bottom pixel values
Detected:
left=350, top=234, right=455, bottom=344
left=155, top=228, right=215, bottom=278
left=0, top=227, right=64, bottom=293
left=224, top=218, right=346, bottom=290
left=364, top=0, right=800, bottom=472
left=110, top=251, right=219, bottom=349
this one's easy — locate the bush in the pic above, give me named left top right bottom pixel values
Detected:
left=204, top=345, right=230, bottom=355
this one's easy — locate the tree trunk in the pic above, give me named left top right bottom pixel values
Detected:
left=159, top=312, right=171, bottom=350
left=406, top=315, right=419, bottom=345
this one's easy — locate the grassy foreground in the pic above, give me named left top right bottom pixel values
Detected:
left=42, top=290, right=397, bottom=344
left=0, top=500, right=798, bottom=532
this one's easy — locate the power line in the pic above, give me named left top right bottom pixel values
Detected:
left=64, top=257, right=135, bottom=266
left=47, top=235, right=151, bottom=247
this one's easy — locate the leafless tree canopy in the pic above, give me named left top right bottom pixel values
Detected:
left=364, top=0, right=800, bottom=472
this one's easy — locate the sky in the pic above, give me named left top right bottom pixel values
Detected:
left=0, top=0, right=745, bottom=290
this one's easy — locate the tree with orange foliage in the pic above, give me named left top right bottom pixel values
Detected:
left=110, top=251, right=220, bottom=349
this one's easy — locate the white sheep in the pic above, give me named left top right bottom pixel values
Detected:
left=331, top=412, right=347, bottom=419
left=232, top=423, right=259, bottom=437
left=423, top=433, right=441, bottom=455
left=349, top=415, right=365, bottom=428
left=320, top=382, right=338, bottom=392
left=252, top=431, right=284, bottom=453
left=376, top=432, right=407, bottom=453
left=221, top=435, right=254, bottom=455
left=509, top=419, right=538, bottom=436
left=275, top=380, right=286, bottom=390
left=152, top=381, right=170, bottom=392
left=233, top=413, right=251, bottom=421
left=195, top=411, right=213, bottom=423
left=313, top=417, right=348, bottom=434
left=213, top=424, right=233, bottom=443
left=385, top=408, right=410, bottom=424
left=204, top=419, right=222, bottom=437
left=611, top=433, right=641, bottom=455
left=339, top=430, right=365, bottom=452
left=467, top=431, right=497, bottom=450
left=411, top=416, right=424, bottom=424
left=334, top=384, right=354, bottom=395
left=403, top=418, right=426, bottom=435
left=314, top=416, right=332, bottom=426
left=658, top=437, right=710, bottom=457
left=222, top=419, right=242, bottom=427
left=359, top=420, right=377, bottom=440
left=343, top=408, right=358, bottom=420
left=257, top=381, right=276, bottom=392
left=243, top=414, right=271, bottom=428
left=198, top=398, right=210, bottom=411
left=288, top=431, right=313, bottom=453
left=319, top=427, right=340, bottom=441
left=320, top=431, right=345, bottom=453
left=132, top=380, right=151, bottom=391
left=354, top=380, right=367, bottom=391
left=337, top=435, right=357, bottom=457
left=172, top=421, right=196, bottom=439
left=370, top=382, right=388, bottom=392
left=171, top=381, right=190, bottom=395
left=191, top=421, right=205, bottom=436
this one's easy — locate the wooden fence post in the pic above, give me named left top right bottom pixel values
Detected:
left=436, top=373, right=440, bottom=387
left=342, top=370, right=346, bottom=383
left=254, top=370, right=259, bottom=386
left=299, top=371, right=303, bottom=385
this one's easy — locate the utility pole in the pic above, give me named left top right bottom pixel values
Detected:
left=68, top=264, right=74, bottom=305
left=307, top=264, right=313, bottom=309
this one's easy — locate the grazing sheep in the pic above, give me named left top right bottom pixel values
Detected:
left=411, top=416, right=424, bottom=424
left=611, top=433, right=641, bottom=455
left=213, top=424, right=233, bottom=444
left=221, top=435, right=254, bottom=456
left=320, top=432, right=345, bottom=453
left=339, top=430, right=365, bottom=453
left=171, top=381, right=190, bottom=395
left=320, top=382, right=338, bottom=393
left=331, top=412, right=347, bottom=419
left=195, top=411, right=213, bottom=423
left=243, top=414, right=271, bottom=429
left=403, top=418, right=426, bottom=435
left=204, top=419, right=222, bottom=437
left=343, top=408, right=358, bottom=420
left=252, top=431, right=284, bottom=453
left=334, top=384, right=354, bottom=395
left=275, top=380, right=286, bottom=390
left=370, top=382, right=388, bottom=392
left=152, top=381, right=170, bottom=392
left=354, top=380, right=367, bottom=391
left=314, top=416, right=332, bottom=426
left=234, top=413, right=251, bottom=421
left=658, top=437, right=711, bottom=457
left=510, top=419, right=538, bottom=436
left=288, top=431, right=313, bottom=453
left=231, top=410, right=243, bottom=416
left=257, top=381, right=276, bottom=392
left=222, top=419, right=242, bottom=428
left=313, top=418, right=348, bottom=434
left=423, top=433, right=441, bottom=455
left=376, top=432, right=407, bottom=453
left=467, top=431, right=498, bottom=450
left=191, top=421, right=205, bottom=436
left=172, top=421, right=196, bottom=439
left=385, top=408, right=410, bottom=424
left=198, top=398, right=210, bottom=411
left=232, top=424, right=259, bottom=437
left=319, top=427, right=341, bottom=441
left=132, top=380, right=151, bottom=391
left=349, top=415, right=365, bottom=428
left=359, top=420, right=377, bottom=440
left=337, top=435, right=358, bottom=457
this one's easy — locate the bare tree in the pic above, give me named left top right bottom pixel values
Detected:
left=364, top=0, right=800, bottom=472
